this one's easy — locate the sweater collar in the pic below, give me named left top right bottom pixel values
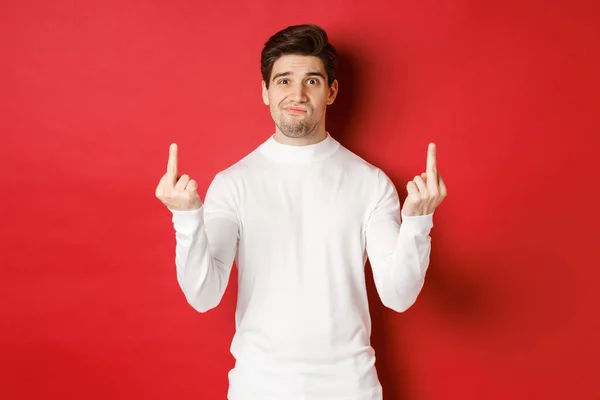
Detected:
left=258, top=132, right=340, bottom=164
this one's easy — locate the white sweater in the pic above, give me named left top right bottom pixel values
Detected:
left=170, top=132, right=434, bottom=400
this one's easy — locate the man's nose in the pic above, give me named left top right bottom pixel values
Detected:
left=290, top=83, right=308, bottom=102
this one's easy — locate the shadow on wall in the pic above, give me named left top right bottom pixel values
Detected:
left=326, top=47, right=363, bottom=146
left=328, top=45, right=414, bottom=400
left=329, top=46, right=487, bottom=400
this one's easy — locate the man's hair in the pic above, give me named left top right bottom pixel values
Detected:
left=261, top=24, right=337, bottom=88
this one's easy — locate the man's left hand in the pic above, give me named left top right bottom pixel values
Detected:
left=402, top=143, right=448, bottom=217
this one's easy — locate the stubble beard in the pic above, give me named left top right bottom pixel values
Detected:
left=274, top=107, right=318, bottom=139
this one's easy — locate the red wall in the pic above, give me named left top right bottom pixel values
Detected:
left=1, top=1, right=598, bottom=399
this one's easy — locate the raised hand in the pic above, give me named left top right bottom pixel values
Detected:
left=155, top=143, right=202, bottom=211
left=402, top=143, right=447, bottom=217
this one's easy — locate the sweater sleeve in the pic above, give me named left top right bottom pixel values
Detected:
left=170, top=173, right=240, bottom=313
left=364, top=169, right=434, bottom=312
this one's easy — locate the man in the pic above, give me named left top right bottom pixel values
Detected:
left=156, top=24, right=446, bottom=400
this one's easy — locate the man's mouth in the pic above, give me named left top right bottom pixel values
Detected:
left=284, top=106, right=308, bottom=115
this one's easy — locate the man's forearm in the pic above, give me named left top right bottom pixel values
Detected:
left=172, top=207, right=238, bottom=313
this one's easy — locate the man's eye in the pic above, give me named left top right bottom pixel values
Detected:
left=308, top=79, right=318, bottom=85
left=279, top=79, right=288, bottom=84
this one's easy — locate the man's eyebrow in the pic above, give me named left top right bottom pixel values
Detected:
left=271, top=71, right=326, bottom=82
left=271, top=71, right=291, bottom=82
left=305, top=71, right=326, bottom=79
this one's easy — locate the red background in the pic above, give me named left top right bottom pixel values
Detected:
left=1, top=0, right=599, bottom=399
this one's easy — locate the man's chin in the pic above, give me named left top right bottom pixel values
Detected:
left=281, top=130, right=309, bottom=138
left=274, top=116, right=318, bottom=138
left=277, top=122, right=304, bottom=137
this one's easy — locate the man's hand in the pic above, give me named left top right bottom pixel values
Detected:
left=402, top=143, right=447, bottom=217
left=155, top=143, right=202, bottom=211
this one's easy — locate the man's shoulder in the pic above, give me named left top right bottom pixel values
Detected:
left=211, top=142, right=265, bottom=181
left=204, top=145, right=263, bottom=200
left=334, top=143, right=385, bottom=178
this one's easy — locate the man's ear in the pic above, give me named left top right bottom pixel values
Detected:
left=326, top=79, right=339, bottom=105
left=262, top=81, right=269, bottom=106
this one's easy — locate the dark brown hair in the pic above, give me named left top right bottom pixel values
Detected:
left=261, top=24, right=337, bottom=88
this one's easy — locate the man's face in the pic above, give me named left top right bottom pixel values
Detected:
left=262, top=54, right=338, bottom=139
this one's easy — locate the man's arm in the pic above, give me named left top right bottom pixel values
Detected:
left=155, top=143, right=239, bottom=313
left=171, top=173, right=239, bottom=313
left=365, top=169, right=434, bottom=312
left=365, top=143, right=447, bottom=312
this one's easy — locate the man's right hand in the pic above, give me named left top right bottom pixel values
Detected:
left=155, top=143, right=202, bottom=211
